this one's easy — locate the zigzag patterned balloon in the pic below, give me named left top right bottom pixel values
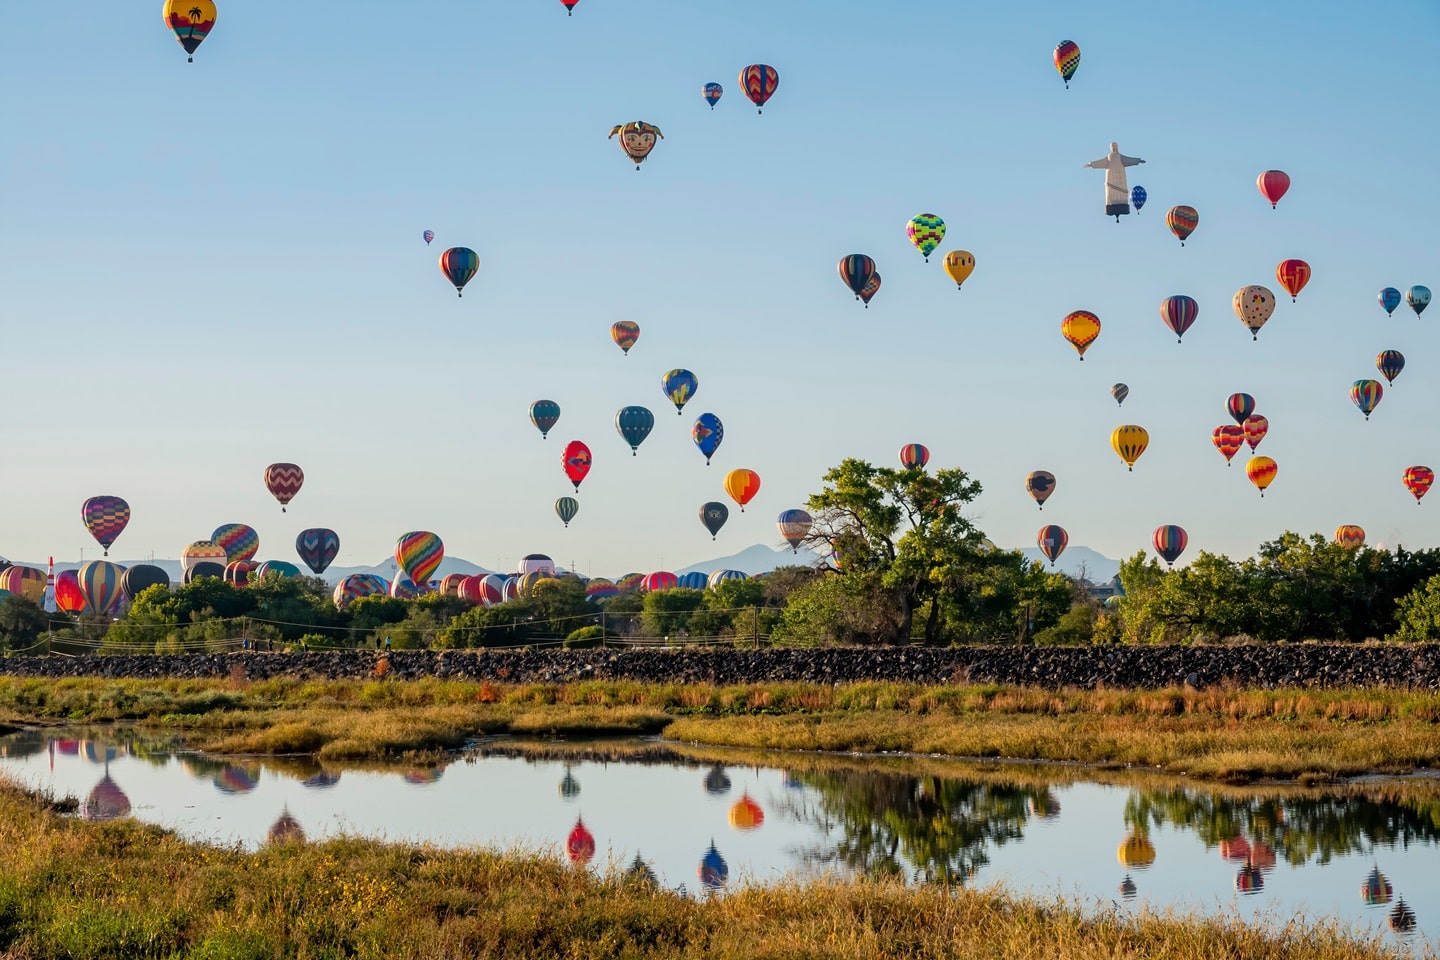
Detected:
left=264, top=463, right=304, bottom=512
left=295, top=528, right=340, bottom=575
left=395, top=531, right=444, bottom=588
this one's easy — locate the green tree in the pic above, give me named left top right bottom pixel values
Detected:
left=640, top=588, right=705, bottom=639
left=0, top=597, right=52, bottom=653
left=1391, top=574, right=1440, bottom=642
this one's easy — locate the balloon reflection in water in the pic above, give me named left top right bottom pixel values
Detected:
left=559, top=765, right=581, bottom=800
left=699, top=841, right=729, bottom=891
left=302, top=770, right=341, bottom=789
left=402, top=767, right=445, bottom=785
left=1118, top=875, right=1138, bottom=901
left=1361, top=867, right=1393, bottom=906
left=81, top=773, right=131, bottom=822
left=728, top=794, right=764, bottom=831
left=1248, top=841, right=1276, bottom=871
left=1116, top=832, right=1156, bottom=870
left=566, top=817, right=596, bottom=865
left=215, top=765, right=259, bottom=794
left=1235, top=864, right=1264, bottom=895
left=1218, top=836, right=1251, bottom=862
left=1388, top=899, right=1416, bottom=934
left=625, top=853, right=657, bottom=888
left=703, top=765, right=732, bottom=796
left=268, top=809, right=305, bottom=845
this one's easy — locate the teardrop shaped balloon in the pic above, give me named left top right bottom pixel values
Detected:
left=1246, top=456, right=1277, bottom=497
left=692, top=413, right=724, bottom=465
left=838, top=254, right=877, bottom=303
left=1111, top=425, right=1149, bottom=471
left=264, top=463, right=304, bottom=512
left=211, top=523, right=259, bottom=564
left=560, top=0, right=579, bottom=14
left=739, top=64, right=779, bottom=113
left=1025, top=470, right=1056, bottom=509
left=1243, top=414, right=1269, bottom=451
left=1111, top=383, right=1129, bottom=406
left=1152, top=525, right=1188, bottom=567
left=1159, top=295, right=1198, bottom=342
left=1276, top=259, right=1311, bottom=302
left=1406, top=285, right=1430, bottom=317
left=724, top=468, right=761, bottom=512
left=699, top=501, right=729, bottom=539
left=611, top=321, right=640, bottom=355
left=439, top=247, right=479, bottom=297
left=661, top=369, right=698, bottom=414
left=1130, top=186, right=1146, bottom=212
left=609, top=120, right=664, bottom=169
left=906, top=214, right=945, bottom=262
left=702, top=82, right=723, bottom=109
left=163, top=0, right=215, bottom=63
left=1378, top=287, right=1402, bottom=316
left=555, top=497, right=579, bottom=528
left=858, top=273, right=881, bottom=305
left=1036, top=525, right=1068, bottom=565
left=1061, top=310, right=1101, bottom=359
left=333, top=573, right=388, bottom=610
left=1256, top=170, right=1290, bottom=208
left=422, top=230, right=434, bottom=245
left=562, top=440, right=592, bottom=490
left=898, top=444, right=930, bottom=470
left=54, top=569, right=86, bottom=614
left=776, top=509, right=813, bottom=554
left=1376, top=350, right=1405, bottom=385
left=295, top=528, right=340, bottom=575
left=530, top=400, right=561, bottom=439
left=395, top=531, right=444, bottom=589
left=1350, top=379, right=1383, bottom=421
left=1227, top=393, right=1255, bottom=425
left=1166, top=206, right=1198, bottom=245
left=942, top=250, right=975, bottom=290
left=81, top=496, right=130, bottom=556
left=1212, top=424, right=1244, bottom=466
left=1403, top=465, right=1434, bottom=503
left=1232, top=286, right=1275, bottom=340
left=1052, top=40, right=1080, bottom=87
left=615, top=405, right=655, bottom=455
left=1334, top=525, right=1366, bottom=549
left=78, top=561, right=125, bottom=616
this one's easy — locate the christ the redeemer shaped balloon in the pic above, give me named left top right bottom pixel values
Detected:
left=1084, top=142, right=1145, bottom=221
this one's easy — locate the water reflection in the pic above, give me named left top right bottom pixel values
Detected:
left=80, top=769, right=130, bottom=822
left=268, top=809, right=305, bottom=845
left=698, top=841, right=728, bottom=891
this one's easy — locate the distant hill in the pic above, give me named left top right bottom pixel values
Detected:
left=1017, top=545, right=1120, bottom=583
left=676, top=543, right=822, bottom=577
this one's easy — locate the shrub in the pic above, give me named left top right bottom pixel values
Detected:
left=564, top=626, right=604, bottom=649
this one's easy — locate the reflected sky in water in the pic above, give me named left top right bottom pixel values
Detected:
left=0, top=730, right=1433, bottom=946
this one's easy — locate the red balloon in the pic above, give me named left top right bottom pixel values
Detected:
left=55, top=569, right=86, bottom=614
left=562, top=441, right=592, bottom=491
left=1257, top=170, right=1290, bottom=208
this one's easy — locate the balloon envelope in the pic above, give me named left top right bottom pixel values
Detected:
left=1110, top=425, right=1149, bottom=470
left=1111, top=383, right=1129, bottom=406
left=1232, top=286, right=1276, bottom=340
left=1053, top=40, right=1080, bottom=86
left=1334, top=525, right=1366, bottom=548
left=1166, top=206, right=1198, bottom=244
left=1036, top=525, right=1068, bottom=565
left=1212, top=425, right=1244, bottom=465
left=555, top=497, right=579, bottom=527
left=1243, top=414, right=1269, bottom=451
left=295, top=528, right=340, bottom=575
left=211, top=523, right=259, bottom=564
left=700, top=501, right=730, bottom=539
left=1246, top=456, right=1278, bottom=496
left=1061, top=310, right=1100, bottom=359
left=837, top=255, right=877, bottom=301
left=1403, top=466, right=1434, bottom=502
left=55, top=569, right=86, bottom=613
left=898, top=444, right=930, bottom=470
left=163, top=0, right=215, bottom=61
left=121, top=564, right=170, bottom=603
left=702, top=82, right=723, bottom=108
left=611, top=321, right=640, bottom=354
left=692, top=413, right=724, bottom=464
left=1227, top=393, right=1256, bottom=425
left=905, top=214, right=945, bottom=262
left=1159, top=295, right=1198, bottom=342
left=724, top=469, right=761, bottom=511
left=1406, top=285, right=1430, bottom=316
left=1130, top=186, right=1146, bottom=211
left=1350, top=380, right=1383, bottom=420
left=615, top=406, right=655, bottom=453
left=738, top=64, right=778, bottom=112
left=181, top=541, right=228, bottom=576
left=858, top=272, right=881, bottom=305
left=1152, top=525, right=1188, bottom=566
left=1025, top=470, right=1056, bottom=509
left=1257, top=170, right=1290, bottom=208
left=661, top=370, right=698, bottom=414
left=1376, top=350, right=1405, bottom=385
left=562, top=441, right=592, bottom=489
left=395, top=532, right=444, bottom=587
left=530, top=400, right=561, bottom=438
left=776, top=509, right=813, bottom=553
left=1276, top=259, right=1311, bottom=301
left=81, top=496, right=131, bottom=556
left=264, top=463, right=304, bottom=510
left=942, top=250, right=975, bottom=289
left=79, top=561, right=125, bottom=615
left=439, top=247, right=479, bottom=296
left=1378, top=287, right=1402, bottom=315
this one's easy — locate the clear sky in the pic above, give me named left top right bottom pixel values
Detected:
left=1, top=0, right=1437, bottom=577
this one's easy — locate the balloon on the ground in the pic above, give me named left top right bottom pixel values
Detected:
left=295, top=528, right=340, bottom=575
left=1212, top=424, right=1244, bottom=465
left=642, top=571, right=678, bottom=592
left=1025, top=470, right=1056, bottom=509
left=55, top=569, right=85, bottom=614
left=1378, top=287, right=1402, bottom=316
left=480, top=574, right=507, bottom=604
left=1085, top=143, right=1145, bottom=220
left=776, top=509, right=813, bottom=553
left=692, top=413, right=723, bottom=465
left=334, top=574, right=387, bottom=610
left=1257, top=170, right=1290, bottom=208
left=163, top=0, right=215, bottom=62
left=708, top=569, right=747, bottom=589
left=1406, top=285, right=1430, bottom=317
left=1152, top=525, right=1188, bottom=567
left=677, top=572, right=707, bottom=590
left=700, top=501, right=729, bottom=539
left=562, top=440, right=592, bottom=489
left=906, top=214, right=945, bottom=262
left=439, top=247, right=479, bottom=297
left=1376, top=350, right=1405, bottom=385
left=1227, top=393, right=1255, bottom=425
left=1130, top=186, right=1146, bottom=211
left=739, top=64, right=778, bottom=113
left=1243, top=414, right=1268, bottom=451
left=121, top=564, right=170, bottom=603
left=255, top=560, right=300, bottom=581
left=181, top=541, right=228, bottom=578
left=0, top=567, right=46, bottom=603
left=585, top=578, right=618, bottom=602
left=1232, top=286, right=1275, bottom=340
left=703, top=82, right=723, bottom=109
left=82, top=496, right=130, bottom=556
left=555, top=497, right=579, bottom=528
left=1159, top=295, right=1198, bottom=342
left=1053, top=40, right=1080, bottom=87
left=1166, top=205, right=1198, bottom=245
left=1246, top=456, right=1277, bottom=496
left=1036, top=525, right=1068, bottom=565
left=1350, top=379, right=1383, bottom=420
left=224, top=560, right=258, bottom=586
left=78, top=561, right=125, bottom=615
left=661, top=370, right=698, bottom=414
left=530, top=400, right=561, bottom=439
left=264, top=463, right=304, bottom=512
left=389, top=576, right=422, bottom=600
left=899, top=444, right=929, bottom=470
left=1334, top=525, right=1366, bottom=548
left=1111, top=425, right=1149, bottom=471
left=838, top=255, right=877, bottom=304
left=1111, top=383, right=1129, bottom=406
left=1276, top=259, right=1311, bottom=302
left=1061, top=310, right=1101, bottom=359
left=859, top=273, right=881, bottom=305
left=611, top=321, right=640, bottom=354
left=615, top=406, right=655, bottom=454
left=609, top=121, right=664, bottom=169
left=942, top=250, right=975, bottom=289
left=395, top=531, right=444, bottom=587
left=211, top=524, right=259, bottom=564
left=724, top=468, right=761, bottom=511
left=519, top=555, right=555, bottom=576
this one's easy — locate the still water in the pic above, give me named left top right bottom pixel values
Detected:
left=1, top=729, right=1434, bottom=946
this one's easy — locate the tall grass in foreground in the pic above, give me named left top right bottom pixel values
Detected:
left=0, top=782, right=1412, bottom=960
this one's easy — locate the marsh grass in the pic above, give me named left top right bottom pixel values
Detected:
left=0, top=780, right=1411, bottom=960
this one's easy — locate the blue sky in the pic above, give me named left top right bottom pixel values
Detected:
left=1, top=0, right=1437, bottom=576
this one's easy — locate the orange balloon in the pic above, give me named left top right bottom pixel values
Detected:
left=724, top=468, right=761, bottom=512
left=1334, top=525, right=1366, bottom=548
left=728, top=794, right=765, bottom=831
left=1275, top=259, right=1311, bottom=302
left=1246, top=456, right=1277, bottom=497
left=1061, top=310, right=1101, bottom=360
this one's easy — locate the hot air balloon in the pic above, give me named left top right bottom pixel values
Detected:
left=1276, top=259, right=1311, bottom=302
left=1351, top=380, right=1383, bottom=420
left=1246, top=456, right=1277, bottom=497
left=394, top=532, right=443, bottom=589
left=1052, top=40, right=1080, bottom=87
left=333, top=574, right=388, bottom=610
left=777, top=509, right=813, bottom=553
left=692, top=413, right=723, bottom=465
left=585, top=579, right=618, bottom=603
left=1235, top=865, right=1264, bottom=895
left=565, top=818, right=595, bottom=865
left=1406, top=284, right=1430, bottom=317
left=81, top=496, right=130, bottom=556
left=1153, top=525, right=1188, bottom=567
left=699, top=841, right=729, bottom=890
left=615, top=406, right=655, bottom=455
left=677, top=572, right=707, bottom=591
left=1376, top=350, right=1405, bottom=385
left=1389, top=899, right=1417, bottom=933
left=1227, top=393, right=1255, bottom=425
left=729, top=794, right=765, bottom=831
left=254, top=560, right=300, bottom=581
left=181, top=541, right=228, bottom=579
left=555, top=497, right=579, bottom=528
left=1025, top=470, right=1056, bottom=509
left=1243, top=414, right=1269, bottom=451
left=642, top=572, right=678, bottom=593
left=1111, top=425, right=1149, bottom=471
left=739, top=64, right=778, bottom=113
left=1257, top=170, right=1290, bottom=208
left=439, top=247, right=479, bottom=296
left=562, top=440, right=592, bottom=490
left=1061, top=310, right=1101, bottom=359
left=1378, top=287, right=1402, bottom=316
left=1130, top=185, right=1146, bottom=212
left=700, top=502, right=729, bottom=540
left=906, top=214, right=945, bottom=262
left=611, top=321, right=640, bottom=354
left=224, top=560, right=258, bottom=587
left=1362, top=868, right=1393, bottom=907
left=264, top=463, right=304, bottom=512
left=703, top=82, right=723, bottom=109
left=724, top=468, right=761, bottom=512
left=530, top=400, right=561, bottom=439
left=120, top=565, right=169, bottom=603
left=184, top=562, right=223, bottom=586
left=0, top=567, right=46, bottom=603
left=78, top=561, right=125, bottom=616
left=662, top=370, right=698, bottom=414
left=422, top=230, right=434, bottom=245
left=438, top=574, right=468, bottom=598
left=838, top=255, right=877, bottom=304
left=608, top=121, right=664, bottom=169
left=1232, top=286, right=1275, bottom=340
left=1037, top=525, right=1068, bottom=566
left=163, top=0, right=215, bottom=62
left=858, top=273, right=881, bottom=305
left=1111, top=383, right=1129, bottom=406
left=1159, top=295, right=1199, bottom=342
left=942, top=250, right=975, bottom=290
left=1212, top=424, right=1244, bottom=466
left=1166, top=205, right=1198, bottom=245
left=479, top=574, right=506, bottom=604
left=295, top=528, right=340, bottom=576
left=560, top=0, right=579, bottom=13
left=899, top=444, right=930, bottom=470
left=1403, top=465, right=1433, bottom=504
left=55, top=570, right=85, bottom=614
left=211, top=524, right=259, bottom=564
left=389, top=576, right=422, bottom=600
left=708, top=570, right=747, bottom=589
left=1335, top=525, right=1366, bottom=549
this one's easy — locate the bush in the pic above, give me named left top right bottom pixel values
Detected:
left=564, top=626, right=604, bottom=649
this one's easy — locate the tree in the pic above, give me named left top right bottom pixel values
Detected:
left=0, top=597, right=52, bottom=653
left=640, top=588, right=705, bottom=638
left=1391, top=575, right=1440, bottom=642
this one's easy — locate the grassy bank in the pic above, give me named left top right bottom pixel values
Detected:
left=0, top=781, right=1407, bottom=960
left=0, top=677, right=1437, bottom=780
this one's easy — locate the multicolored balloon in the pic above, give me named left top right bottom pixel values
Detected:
left=1406, top=285, right=1431, bottom=317
left=838, top=255, right=877, bottom=304
left=555, top=497, right=579, bottom=528
left=264, top=463, right=304, bottom=512
left=0, top=567, right=46, bottom=603
left=692, top=413, right=723, bottom=465
left=1212, top=424, right=1244, bottom=466
left=1025, top=470, right=1056, bottom=509
left=1130, top=186, right=1146, bottom=212
left=1350, top=379, right=1383, bottom=420
left=776, top=509, right=813, bottom=553
left=724, top=468, right=761, bottom=512
left=422, top=230, right=434, bottom=245
left=708, top=569, right=748, bottom=589
left=642, top=571, right=679, bottom=593
left=898, top=444, right=930, bottom=470
left=703, top=82, right=723, bottom=109
left=1361, top=868, right=1393, bottom=907
left=181, top=541, right=227, bottom=578
left=560, top=0, right=579, bottom=14
left=1232, top=286, right=1275, bottom=340
left=1379, top=287, right=1402, bottom=316
left=1061, top=310, right=1101, bottom=359
left=1111, top=383, right=1129, bottom=406
left=295, top=528, right=340, bottom=576
left=906, top=214, right=945, bottom=262
left=1166, top=205, right=1198, bottom=246
left=615, top=405, right=655, bottom=454
left=611, top=320, right=640, bottom=355
left=1404, top=466, right=1434, bottom=504
left=211, top=524, right=259, bottom=564
left=858, top=273, right=881, bottom=305
left=78, top=561, right=125, bottom=616
left=163, top=0, right=215, bottom=62
left=1111, top=425, right=1149, bottom=471
left=1227, top=393, right=1256, bottom=425
left=530, top=400, right=561, bottom=439
left=608, top=121, right=664, bottom=169
left=333, top=573, right=388, bottom=610
left=54, top=569, right=85, bottom=614
left=395, top=531, right=443, bottom=588
left=1246, top=456, right=1277, bottom=497
left=1159, top=295, right=1198, bottom=342
left=1243, top=414, right=1269, bottom=451
left=562, top=440, right=592, bottom=490
left=1334, top=525, right=1366, bottom=549
left=1153, top=525, right=1188, bottom=567
left=81, top=496, right=130, bottom=556
left=739, top=64, right=779, bottom=113
left=389, top=576, right=422, bottom=600
left=1276, top=259, right=1311, bottom=302
left=1376, top=350, right=1405, bottom=385
left=439, top=247, right=479, bottom=297
left=1256, top=170, right=1290, bottom=208
left=1053, top=40, right=1080, bottom=88
left=1037, top=525, right=1068, bottom=565
left=942, top=251, right=975, bottom=290
left=585, top=579, right=618, bottom=603
left=662, top=369, right=698, bottom=414
left=700, top=501, right=729, bottom=539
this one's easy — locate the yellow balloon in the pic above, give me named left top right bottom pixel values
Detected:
left=1111, top=425, right=1149, bottom=471
left=1117, top=832, right=1156, bottom=869
left=1061, top=310, right=1101, bottom=360
left=942, top=250, right=975, bottom=289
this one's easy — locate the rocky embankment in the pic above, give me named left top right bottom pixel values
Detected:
left=1, top=645, right=1437, bottom=689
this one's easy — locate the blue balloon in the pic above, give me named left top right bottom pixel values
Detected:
left=1130, top=186, right=1146, bottom=212
left=677, top=572, right=707, bottom=590
left=614, top=406, right=655, bottom=455
left=692, top=413, right=724, bottom=465
left=703, top=82, right=723, bottom=109
left=1379, top=287, right=1402, bottom=316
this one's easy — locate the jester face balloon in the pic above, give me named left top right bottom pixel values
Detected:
left=1232, top=286, right=1275, bottom=340
left=609, top=122, right=664, bottom=169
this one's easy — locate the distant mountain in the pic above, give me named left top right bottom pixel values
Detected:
left=1017, top=545, right=1120, bottom=583
left=677, top=543, right=822, bottom=577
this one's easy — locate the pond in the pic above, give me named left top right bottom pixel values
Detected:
left=0, top=728, right=1434, bottom=947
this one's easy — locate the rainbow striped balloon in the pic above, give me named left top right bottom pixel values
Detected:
left=212, top=523, right=260, bottom=564
left=395, top=531, right=444, bottom=587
